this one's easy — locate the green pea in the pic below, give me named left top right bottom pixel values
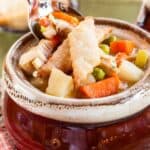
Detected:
left=93, top=68, right=106, bottom=81
left=99, top=44, right=110, bottom=54
left=103, top=35, right=117, bottom=45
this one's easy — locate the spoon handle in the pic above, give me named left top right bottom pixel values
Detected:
left=27, top=0, right=32, bottom=4
left=136, top=0, right=150, bottom=31
left=27, top=0, right=37, bottom=4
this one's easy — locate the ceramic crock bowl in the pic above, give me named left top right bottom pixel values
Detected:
left=2, top=18, right=150, bottom=150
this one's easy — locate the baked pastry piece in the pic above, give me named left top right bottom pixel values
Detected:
left=69, top=17, right=101, bottom=87
left=0, top=0, right=28, bottom=31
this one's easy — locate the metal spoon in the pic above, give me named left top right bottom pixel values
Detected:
left=27, top=0, right=82, bottom=40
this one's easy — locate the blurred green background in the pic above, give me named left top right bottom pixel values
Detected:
left=0, top=0, right=142, bottom=75
left=79, top=0, right=141, bottom=22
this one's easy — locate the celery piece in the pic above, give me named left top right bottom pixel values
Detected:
left=40, top=26, right=46, bottom=33
left=103, top=35, right=117, bottom=45
left=99, top=44, right=110, bottom=54
left=135, top=50, right=149, bottom=68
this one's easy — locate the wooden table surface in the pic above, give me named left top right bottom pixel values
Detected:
left=0, top=0, right=142, bottom=75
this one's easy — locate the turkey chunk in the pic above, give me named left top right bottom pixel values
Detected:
left=38, top=39, right=72, bottom=77
left=19, top=40, right=54, bottom=74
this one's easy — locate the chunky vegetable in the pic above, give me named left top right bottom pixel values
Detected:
left=135, top=50, right=149, bottom=68
left=93, top=68, right=106, bottom=81
left=110, top=40, right=135, bottom=54
left=39, top=17, right=50, bottom=27
left=40, top=26, right=46, bottom=33
left=79, top=75, right=120, bottom=98
left=103, top=35, right=117, bottom=45
left=99, top=44, right=110, bottom=54
left=118, top=60, right=144, bottom=83
left=46, top=68, right=74, bottom=97
left=52, top=11, right=79, bottom=26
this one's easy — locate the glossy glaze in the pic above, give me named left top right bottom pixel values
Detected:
left=3, top=93, right=150, bottom=150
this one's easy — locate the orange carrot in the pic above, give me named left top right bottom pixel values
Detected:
left=79, top=76, right=120, bottom=98
left=52, top=11, right=79, bottom=26
left=110, top=40, right=135, bottom=55
left=115, top=52, right=128, bottom=66
left=39, top=17, right=50, bottom=27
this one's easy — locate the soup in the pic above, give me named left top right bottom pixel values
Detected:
left=19, top=16, right=149, bottom=99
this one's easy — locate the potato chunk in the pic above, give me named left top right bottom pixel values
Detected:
left=46, top=68, right=74, bottom=97
left=118, top=60, right=144, bottom=83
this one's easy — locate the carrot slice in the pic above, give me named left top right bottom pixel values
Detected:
left=52, top=11, right=79, bottom=26
left=115, top=52, right=128, bottom=66
left=39, top=17, right=50, bottom=27
left=110, top=40, right=135, bottom=55
left=79, top=76, right=120, bottom=98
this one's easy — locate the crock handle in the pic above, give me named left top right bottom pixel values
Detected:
left=27, top=0, right=33, bottom=4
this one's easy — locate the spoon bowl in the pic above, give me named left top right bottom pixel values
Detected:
left=27, top=0, right=82, bottom=40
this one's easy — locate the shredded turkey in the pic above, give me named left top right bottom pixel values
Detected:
left=38, top=39, right=72, bottom=77
left=19, top=40, right=54, bottom=74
